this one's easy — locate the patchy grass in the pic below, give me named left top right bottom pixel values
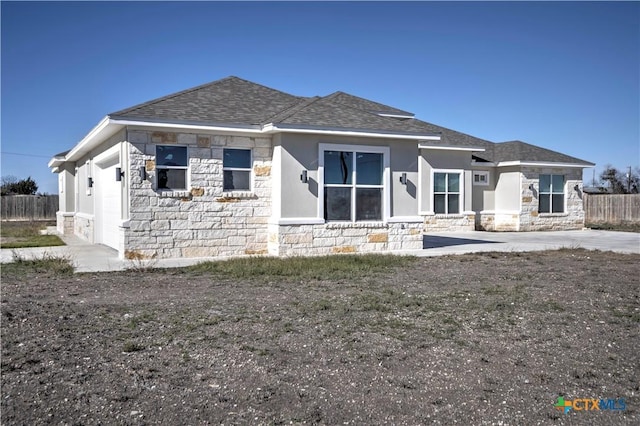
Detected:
left=2, top=249, right=638, bottom=425
left=186, top=253, right=417, bottom=282
left=0, top=221, right=65, bottom=248
left=2, top=252, right=74, bottom=276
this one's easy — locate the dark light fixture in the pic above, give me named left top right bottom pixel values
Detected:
left=115, top=167, right=124, bottom=182
left=529, top=183, right=535, bottom=190
left=87, top=177, right=93, bottom=188
left=574, top=184, right=580, bottom=191
left=399, top=172, right=407, bottom=185
left=300, top=169, right=308, bottom=183
left=140, top=166, right=147, bottom=180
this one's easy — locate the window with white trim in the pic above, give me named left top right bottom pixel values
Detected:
left=223, top=148, right=251, bottom=191
left=156, top=145, right=188, bottom=190
left=539, top=174, right=564, bottom=213
left=433, top=172, right=461, bottom=214
left=473, top=171, right=489, bottom=186
left=322, top=148, right=385, bottom=222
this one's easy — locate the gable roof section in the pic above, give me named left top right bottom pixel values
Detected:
left=109, top=76, right=307, bottom=127
left=493, top=140, right=594, bottom=166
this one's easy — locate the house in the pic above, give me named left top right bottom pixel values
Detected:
left=48, top=76, right=594, bottom=259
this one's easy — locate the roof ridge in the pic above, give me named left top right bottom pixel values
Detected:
left=323, top=90, right=414, bottom=116
left=494, top=139, right=593, bottom=165
left=109, top=76, right=302, bottom=118
left=109, top=76, right=238, bottom=117
left=262, top=96, right=322, bottom=124
left=279, top=95, right=437, bottom=135
left=411, top=117, right=495, bottom=145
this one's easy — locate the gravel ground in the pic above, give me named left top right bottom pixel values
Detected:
left=1, top=249, right=639, bottom=425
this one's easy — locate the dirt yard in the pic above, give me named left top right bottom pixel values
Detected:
left=2, top=250, right=638, bottom=425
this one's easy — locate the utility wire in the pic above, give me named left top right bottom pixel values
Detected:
left=1, top=151, right=52, bottom=158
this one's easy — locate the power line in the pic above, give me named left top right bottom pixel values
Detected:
left=1, top=151, right=52, bottom=159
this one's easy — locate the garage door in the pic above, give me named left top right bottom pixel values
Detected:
left=96, top=157, right=121, bottom=250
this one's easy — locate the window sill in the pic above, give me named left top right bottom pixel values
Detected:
left=222, top=191, right=256, bottom=199
left=538, top=212, right=568, bottom=217
left=326, top=222, right=388, bottom=229
left=423, top=212, right=468, bottom=219
left=157, top=190, right=191, bottom=198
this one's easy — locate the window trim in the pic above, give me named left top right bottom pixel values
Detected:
left=430, top=169, right=464, bottom=215
left=156, top=145, right=189, bottom=191
left=473, top=171, right=490, bottom=186
left=538, top=173, right=565, bottom=214
left=222, top=148, right=253, bottom=192
left=318, top=143, right=390, bottom=223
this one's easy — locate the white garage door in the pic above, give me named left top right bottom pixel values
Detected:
left=96, top=157, right=122, bottom=250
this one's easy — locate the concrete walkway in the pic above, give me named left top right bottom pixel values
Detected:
left=1, top=229, right=638, bottom=273
left=409, top=229, right=640, bottom=257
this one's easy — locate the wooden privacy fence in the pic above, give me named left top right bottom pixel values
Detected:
left=583, top=193, right=640, bottom=224
left=1, top=195, right=59, bottom=221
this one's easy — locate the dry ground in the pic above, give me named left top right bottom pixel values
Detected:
left=1, top=250, right=638, bottom=425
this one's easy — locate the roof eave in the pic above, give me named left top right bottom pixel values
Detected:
left=419, top=144, right=486, bottom=152
left=496, top=160, right=595, bottom=168
left=109, top=116, right=263, bottom=133
left=263, top=123, right=440, bottom=140
left=49, top=116, right=124, bottom=171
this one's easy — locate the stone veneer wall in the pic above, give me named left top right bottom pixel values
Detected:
left=423, top=214, right=475, bottom=232
left=74, top=214, right=94, bottom=243
left=56, top=212, right=74, bottom=235
left=125, top=130, right=272, bottom=259
left=268, top=222, right=423, bottom=256
left=477, top=167, right=585, bottom=231
left=520, top=167, right=584, bottom=231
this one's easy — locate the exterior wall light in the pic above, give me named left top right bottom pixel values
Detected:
left=87, top=177, right=94, bottom=188
left=140, top=166, right=147, bottom=180
left=399, top=172, right=407, bottom=185
left=115, top=167, right=124, bottom=182
left=300, top=169, right=308, bottom=183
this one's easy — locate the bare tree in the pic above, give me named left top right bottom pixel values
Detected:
left=599, top=165, right=639, bottom=194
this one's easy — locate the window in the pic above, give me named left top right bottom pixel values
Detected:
left=539, top=174, right=564, bottom=213
left=473, top=171, right=489, bottom=186
left=433, top=172, right=461, bottom=214
left=156, top=146, right=188, bottom=190
left=322, top=148, right=386, bottom=222
left=223, top=149, right=251, bottom=191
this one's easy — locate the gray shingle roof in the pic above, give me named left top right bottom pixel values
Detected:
left=109, top=76, right=306, bottom=127
left=493, top=141, right=593, bottom=165
left=108, top=76, right=592, bottom=166
left=275, top=96, right=432, bottom=135
left=323, top=91, right=414, bottom=117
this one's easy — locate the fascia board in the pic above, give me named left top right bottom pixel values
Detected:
left=63, top=117, right=123, bottom=163
left=419, top=144, right=486, bottom=152
left=263, top=123, right=440, bottom=141
left=48, top=158, right=65, bottom=169
left=377, top=113, right=415, bottom=119
left=109, top=118, right=263, bottom=134
left=497, top=161, right=594, bottom=168
left=471, top=160, right=496, bottom=167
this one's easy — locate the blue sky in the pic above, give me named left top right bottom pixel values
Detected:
left=2, top=1, right=638, bottom=194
